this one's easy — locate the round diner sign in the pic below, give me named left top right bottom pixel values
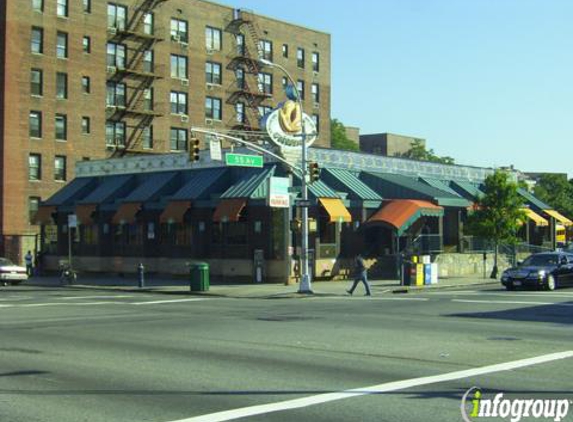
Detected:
left=264, top=102, right=317, bottom=151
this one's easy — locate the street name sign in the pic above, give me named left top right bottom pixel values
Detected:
left=225, top=153, right=263, bottom=168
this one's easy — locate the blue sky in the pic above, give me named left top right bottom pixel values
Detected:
left=231, top=0, right=573, bottom=176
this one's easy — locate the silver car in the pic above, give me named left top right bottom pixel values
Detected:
left=0, top=257, right=29, bottom=285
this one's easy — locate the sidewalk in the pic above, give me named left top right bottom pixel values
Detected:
left=24, top=274, right=500, bottom=299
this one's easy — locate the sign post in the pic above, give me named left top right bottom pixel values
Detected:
left=67, top=214, right=77, bottom=271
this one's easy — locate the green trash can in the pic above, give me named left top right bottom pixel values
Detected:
left=190, top=262, right=209, bottom=292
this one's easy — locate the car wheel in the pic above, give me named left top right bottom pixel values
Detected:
left=545, top=275, right=557, bottom=291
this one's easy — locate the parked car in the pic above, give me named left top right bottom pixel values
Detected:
left=0, top=257, right=28, bottom=286
left=501, top=252, right=573, bottom=291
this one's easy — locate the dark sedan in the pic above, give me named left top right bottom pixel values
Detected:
left=501, top=252, right=573, bottom=291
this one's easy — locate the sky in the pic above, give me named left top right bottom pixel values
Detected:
left=230, top=0, right=573, bottom=176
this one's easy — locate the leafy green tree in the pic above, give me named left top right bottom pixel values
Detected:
left=330, top=119, right=359, bottom=152
left=466, top=171, right=526, bottom=278
left=533, top=174, right=573, bottom=218
left=398, top=139, right=455, bottom=164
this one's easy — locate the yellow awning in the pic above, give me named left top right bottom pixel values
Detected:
left=545, top=210, right=573, bottom=227
left=319, top=198, right=352, bottom=223
left=522, top=208, right=549, bottom=227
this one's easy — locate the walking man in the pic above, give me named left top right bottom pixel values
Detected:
left=24, top=250, right=34, bottom=277
left=347, top=254, right=372, bottom=296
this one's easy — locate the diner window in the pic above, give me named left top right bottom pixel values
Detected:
left=107, top=3, right=127, bottom=31
left=55, top=114, right=67, bottom=140
left=205, top=26, right=222, bottom=51
left=206, top=62, right=222, bottom=85
left=31, top=69, right=43, bottom=96
left=170, top=54, right=188, bottom=79
left=54, top=156, right=67, bottom=181
left=170, top=91, right=188, bottom=115
left=227, top=222, right=248, bottom=245
left=170, top=127, right=187, bottom=151
left=29, top=154, right=41, bottom=180
left=56, top=72, right=67, bottom=99
left=31, top=27, right=43, bottom=54
left=29, top=111, right=42, bottom=138
left=170, top=18, right=188, bottom=43
left=205, top=97, right=222, bottom=120
left=56, top=32, right=68, bottom=58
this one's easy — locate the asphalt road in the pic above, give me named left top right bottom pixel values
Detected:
left=1, top=285, right=572, bottom=422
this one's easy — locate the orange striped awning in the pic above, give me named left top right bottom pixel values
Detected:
left=112, top=202, right=141, bottom=225
left=76, top=204, right=97, bottom=225
left=33, top=205, right=56, bottom=225
left=367, top=200, right=443, bottom=235
left=160, top=201, right=192, bottom=224
left=213, top=199, right=246, bottom=223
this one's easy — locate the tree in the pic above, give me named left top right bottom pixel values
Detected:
left=397, top=139, right=455, bottom=164
left=330, top=119, right=359, bottom=152
left=465, top=171, right=526, bottom=278
left=533, top=174, right=573, bottom=218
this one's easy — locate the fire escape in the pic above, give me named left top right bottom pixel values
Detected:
left=106, top=0, right=168, bottom=157
left=224, top=9, right=271, bottom=138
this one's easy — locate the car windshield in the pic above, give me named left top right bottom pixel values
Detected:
left=521, top=254, right=559, bottom=267
left=0, top=258, right=15, bottom=266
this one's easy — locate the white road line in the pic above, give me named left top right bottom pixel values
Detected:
left=131, top=298, right=205, bottom=305
left=0, top=301, right=116, bottom=308
left=169, top=351, right=573, bottom=422
left=60, top=295, right=135, bottom=300
left=452, top=299, right=573, bottom=307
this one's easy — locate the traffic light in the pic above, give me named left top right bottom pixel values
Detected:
left=308, top=161, right=320, bottom=183
left=189, top=137, right=200, bottom=162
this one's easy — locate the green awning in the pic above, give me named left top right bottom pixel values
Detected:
left=78, top=175, right=135, bottom=205
left=518, top=188, right=551, bottom=212
left=44, top=177, right=98, bottom=206
left=450, top=180, right=484, bottom=201
left=123, top=171, right=179, bottom=203
left=170, top=168, right=229, bottom=201
left=221, top=166, right=276, bottom=199
left=322, top=168, right=382, bottom=201
left=419, top=177, right=460, bottom=196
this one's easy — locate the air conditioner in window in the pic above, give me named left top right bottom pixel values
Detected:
left=106, top=104, right=117, bottom=110
left=206, top=49, right=215, bottom=55
left=313, top=71, right=319, bottom=77
left=107, top=66, right=117, bottom=74
left=115, top=137, right=125, bottom=148
left=180, top=114, right=189, bottom=123
left=116, top=105, right=126, bottom=110
left=313, top=102, right=320, bottom=109
left=171, top=34, right=180, bottom=42
left=206, top=83, right=215, bottom=90
left=205, top=118, right=213, bottom=125
left=181, top=78, right=189, bottom=86
left=108, top=27, right=117, bottom=35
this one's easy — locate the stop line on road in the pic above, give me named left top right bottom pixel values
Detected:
left=0, top=297, right=207, bottom=309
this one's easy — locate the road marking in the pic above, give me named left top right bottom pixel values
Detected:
left=452, top=299, right=573, bottom=307
left=169, top=351, right=573, bottom=422
left=131, top=298, right=205, bottom=305
left=0, top=301, right=116, bottom=308
left=60, top=295, right=135, bottom=300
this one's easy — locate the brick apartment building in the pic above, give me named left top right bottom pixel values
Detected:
left=0, top=0, right=331, bottom=262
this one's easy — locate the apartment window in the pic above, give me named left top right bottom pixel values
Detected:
left=31, top=69, right=43, bottom=96
left=312, top=114, right=320, bottom=133
left=31, top=27, right=43, bottom=54
left=282, top=44, right=289, bottom=58
left=56, top=72, right=68, bottom=99
left=297, top=80, right=305, bottom=100
left=236, top=34, right=245, bottom=56
left=258, top=105, right=272, bottom=116
left=143, top=88, right=153, bottom=111
left=108, top=3, right=127, bottom=31
left=57, top=0, right=68, bottom=17
left=56, top=32, right=68, bottom=59
left=83, top=0, right=91, bottom=13
left=82, top=76, right=91, bottom=94
left=107, top=43, right=126, bottom=68
left=282, top=76, right=288, bottom=90
left=235, top=102, right=245, bottom=124
left=142, top=126, right=153, bottom=149
left=106, top=82, right=126, bottom=107
left=83, top=36, right=91, bottom=53
left=106, top=121, right=126, bottom=147
left=143, top=13, right=154, bottom=35
left=205, top=97, right=222, bottom=120
left=32, top=0, right=43, bottom=12
left=170, top=54, right=188, bottom=79
left=29, top=154, right=41, bottom=180
left=297, top=47, right=305, bottom=68
left=205, top=26, right=222, bottom=51
left=312, top=52, right=320, bottom=72
left=29, top=197, right=41, bottom=224
left=29, top=111, right=42, bottom=138
left=170, top=18, right=188, bottom=43
left=170, top=91, right=188, bottom=115
left=170, top=128, right=187, bottom=151
left=206, top=62, right=222, bottom=85
left=311, top=83, right=319, bottom=103
left=235, top=68, right=245, bottom=89
left=55, top=114, right=67, bottom=140
left=143, top=50, right=154, bottom=73
left=82, top=117, right=90, bottom=134
left=258, top=72, right=273, bottom=95
left=260, top=40, right=272, bottom=61
left=54, top=156, right=67, bottom=181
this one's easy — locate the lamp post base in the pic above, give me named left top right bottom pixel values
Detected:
left=298, top=274, right=313, bottom=294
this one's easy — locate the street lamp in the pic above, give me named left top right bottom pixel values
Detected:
left=259, top=58, right=313, bottom=294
